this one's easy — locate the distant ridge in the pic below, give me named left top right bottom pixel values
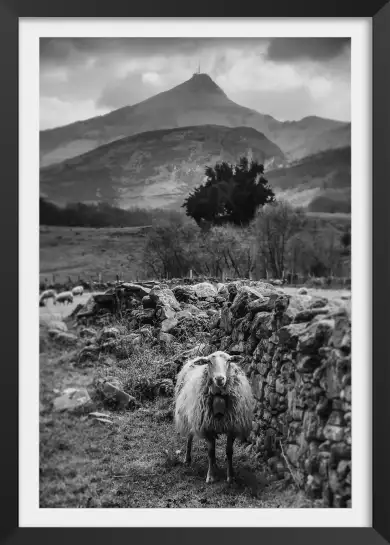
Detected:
left=40, top=72, right=350, bottom=167
left=267, top=146, right=351, bottom=212
left=40, top=124, right=286, bottom=209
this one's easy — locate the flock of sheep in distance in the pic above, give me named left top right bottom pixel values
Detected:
left=39, top=285, right=84, bottom=307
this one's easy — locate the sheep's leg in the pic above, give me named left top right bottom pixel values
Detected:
left=226, top=434, right=235, bottom=484
left=206, top=436, right=217, bottom=484
left=185, top=433, right=193, bottom=466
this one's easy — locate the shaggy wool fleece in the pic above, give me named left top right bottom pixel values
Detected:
left=174, top=357, right=254, bottom=440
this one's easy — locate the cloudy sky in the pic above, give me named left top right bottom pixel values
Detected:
left=40, top=37, right=351, bottom=130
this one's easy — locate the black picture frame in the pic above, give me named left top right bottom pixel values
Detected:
left=2, top=3, right=389, bottom=545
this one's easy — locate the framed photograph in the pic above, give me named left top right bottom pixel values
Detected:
left=3, top=2, right=389, bottom=545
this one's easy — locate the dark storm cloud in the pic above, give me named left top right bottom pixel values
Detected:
left=266, top=37, right=350, bottom=63
left=40, top=37, right=268, bottom=69
left=40, top=38, right=191, bottom=63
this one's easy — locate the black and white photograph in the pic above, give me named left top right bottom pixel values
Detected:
left=37, top=33, right=354, bottom=513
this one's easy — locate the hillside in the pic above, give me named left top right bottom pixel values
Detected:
left=40, top=73, right=350, bottom=166
left=40, top=124, right=285, bottom=209
left=267, top=146, right=351, bottom=212
left=267, top=117, right=351, bottom=160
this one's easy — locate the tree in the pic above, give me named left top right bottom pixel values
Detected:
left=253, top=201, right=306, bottom=279
left=144, top=213, right=201, bottom=278
left=182, top=156, right=275, bottom=227
left=39, top=197, right=155, bottom=228
left=200, top=225, right=255, bottom=278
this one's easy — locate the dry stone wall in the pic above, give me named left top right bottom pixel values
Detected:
left=209, top=282, right=352, bottom=507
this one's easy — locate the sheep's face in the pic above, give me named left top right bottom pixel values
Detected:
left=207, top=351, right=231, bottom=389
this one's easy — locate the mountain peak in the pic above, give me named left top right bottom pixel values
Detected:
left=176, top=73, right=227, bottom=97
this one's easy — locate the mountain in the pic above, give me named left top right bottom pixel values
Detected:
left=40, top=73, right=350, bottom=166
left=266, top=146, right=351, bottom=212
left=40, top=124, right=285, bottom=209
left=267, top=117, right=351, bottom=160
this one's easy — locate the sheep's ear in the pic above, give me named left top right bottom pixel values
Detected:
left=228, top=354, right=244, bottom=364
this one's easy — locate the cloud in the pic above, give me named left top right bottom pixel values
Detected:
left=95, top=64, right=191, bottom=110
left=40, top=37, right=351, bottom=129
left=142, top=72, right=161, bottom=85
left=40, top=97, right=109, bottom=130
left=40, top=37, right=269, bottom=68
left=266, top=37, right=350, bottom=63
left=96, top=72, right=158, bottom=110
left=230, top=80, right=350, bottom=122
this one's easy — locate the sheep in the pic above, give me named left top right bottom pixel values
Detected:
left=174, top=350, right=255, bottom=484
left=39, top=289, right=56, bottom=306
left=54, top=291, right=74, bottom=305
left=72, top=285, right=84, bottom=297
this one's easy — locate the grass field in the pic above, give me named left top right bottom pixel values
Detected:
left=40, top=225, right=149, bottom=285
left=40, top=223, right=351, bottom=288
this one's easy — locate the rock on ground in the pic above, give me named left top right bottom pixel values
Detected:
left=192, top=282, right=218, bottom=299
left=158, top=332, right=175, bottom=344
left=48, top=329, right=78, bottom=347
left=47, top=320, right=68, bottom=332
left=53, top=388, right=93, bottom=412
left=98, top=379, right=137, bottom=410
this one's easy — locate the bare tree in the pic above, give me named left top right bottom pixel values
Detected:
left=253, top=201, right=306, bottom=279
